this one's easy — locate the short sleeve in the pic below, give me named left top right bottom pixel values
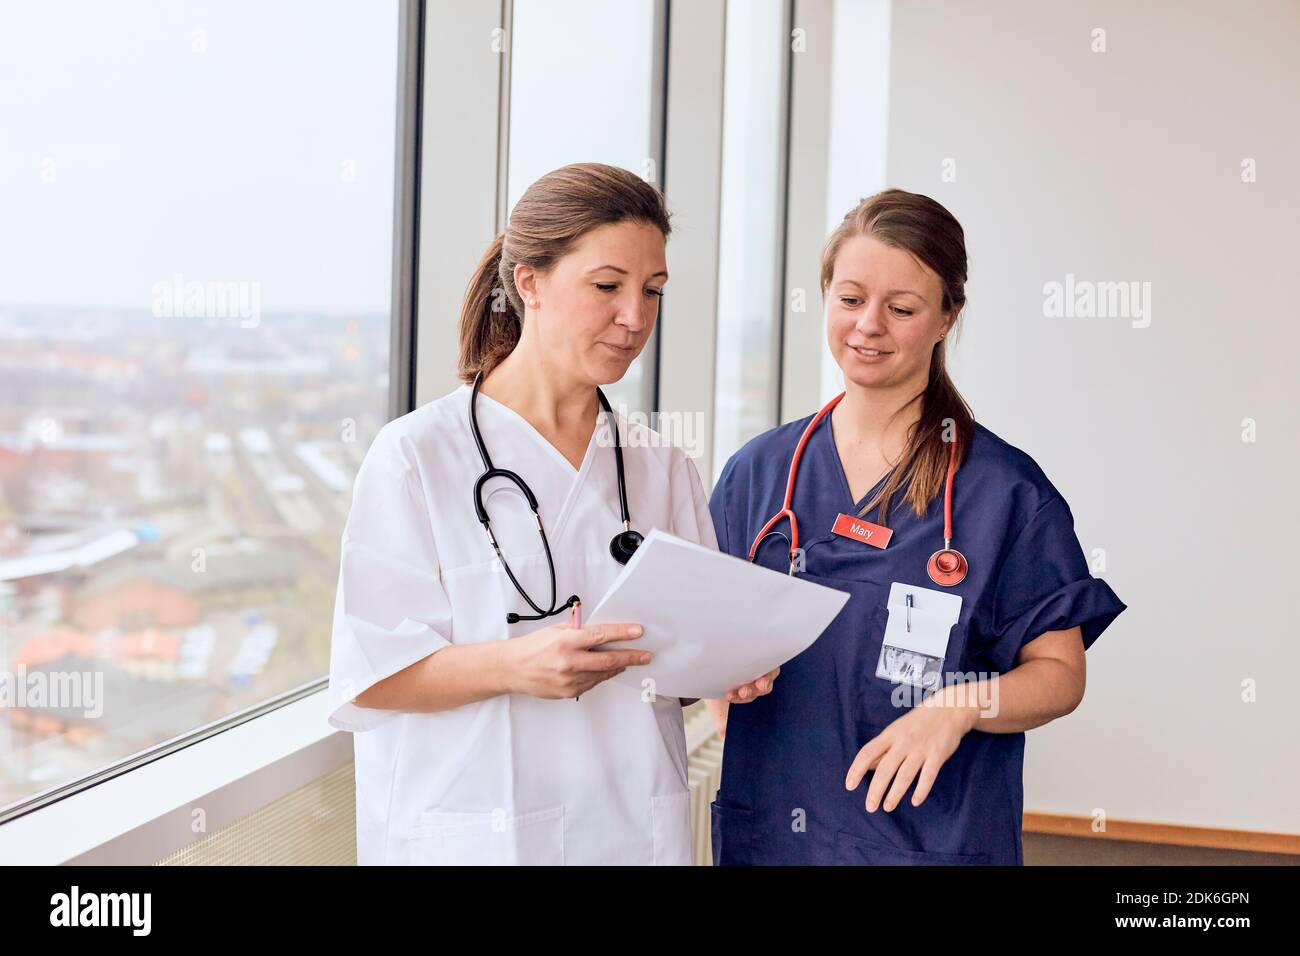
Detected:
left=327, top=428, right=453, bottom=733
left=670, top=451, right=720, bottom=551
left=990, top=493, right=1126, bottom=660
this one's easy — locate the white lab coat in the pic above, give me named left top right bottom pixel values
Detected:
left=327, top=383, right=717, bottom=865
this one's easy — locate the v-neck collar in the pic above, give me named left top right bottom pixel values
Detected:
left=459, top=384, right=608, bottom=546
left=464, top=383, right=601, bottom=478
left=820, top=407, right=894, bottom=515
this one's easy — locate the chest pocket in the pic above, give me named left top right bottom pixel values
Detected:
left=865, top=603, right=971, bottom=720
left=441, top=563, right=507, bottom=645
left=791, top=534, right=972, bottom=732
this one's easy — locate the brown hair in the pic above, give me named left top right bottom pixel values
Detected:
left=820, top=188, right=975, bottom=525
left=457, top=162, right=672, bottom=384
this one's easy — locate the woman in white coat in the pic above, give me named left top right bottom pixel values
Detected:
left=327, top=163, right=774, bottom=865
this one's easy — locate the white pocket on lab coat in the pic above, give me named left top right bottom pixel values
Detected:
left=650, top=791, right=693, bottom=866
left=405, top=805, right=565, bottom=866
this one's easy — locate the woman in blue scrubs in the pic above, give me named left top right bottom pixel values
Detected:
left=708, top=189, right=1126, bottom=865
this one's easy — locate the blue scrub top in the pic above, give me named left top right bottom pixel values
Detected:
left=708, top=415, right=1126, bottom=866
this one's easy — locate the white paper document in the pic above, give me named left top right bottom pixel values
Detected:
left=584, top=528, right=851, bottom=699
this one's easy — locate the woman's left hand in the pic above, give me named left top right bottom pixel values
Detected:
left=844, top=697, right=977, bottom=812
left=722, top=666, right=780, bottom=704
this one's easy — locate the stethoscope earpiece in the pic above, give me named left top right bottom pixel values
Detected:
left=609, top=529, right=643, bottom=565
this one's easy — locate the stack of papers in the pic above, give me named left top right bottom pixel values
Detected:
left=585, top=529, right=851, bottom=699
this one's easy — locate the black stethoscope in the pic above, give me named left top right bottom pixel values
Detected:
left=469, top=371, right=643, bottom=623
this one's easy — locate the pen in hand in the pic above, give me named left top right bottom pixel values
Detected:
left=572, top=600, right=582, bottom=701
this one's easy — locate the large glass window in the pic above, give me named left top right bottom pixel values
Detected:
left=505, top=0, right=664, bottom=416
left=0, top=0, right=405, bottom=813
left=711, top=0, right=790, bottom=479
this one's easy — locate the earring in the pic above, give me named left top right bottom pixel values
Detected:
left=528, top=299, right=537, bottom=308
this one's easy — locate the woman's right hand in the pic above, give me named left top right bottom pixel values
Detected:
left=502, top=622, right=651, bottom=699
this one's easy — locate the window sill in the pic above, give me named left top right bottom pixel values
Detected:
left=0, top=689, right=351, bottom=865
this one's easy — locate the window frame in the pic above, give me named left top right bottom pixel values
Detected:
left=0, top=0, right=821, bottom=856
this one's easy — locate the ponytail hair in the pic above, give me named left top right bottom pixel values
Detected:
left=820, top=188, right=976, bottom=526
left=458, top=233, right=520, bottom=383
left=457, top=162, right=672, bottom=383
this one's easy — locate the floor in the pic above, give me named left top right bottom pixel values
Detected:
left=1024, top=832, right=1300, bottom=865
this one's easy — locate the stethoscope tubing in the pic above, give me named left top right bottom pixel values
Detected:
left=748, top=392, right=966, bottom=586
left=746, top=391, right=845, bottom=566
left=468, top=371, right=639, bottom=621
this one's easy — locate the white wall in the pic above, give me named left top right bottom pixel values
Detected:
left=825, top=0, right=1300, bottom=833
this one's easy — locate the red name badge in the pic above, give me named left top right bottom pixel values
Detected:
left=831, top=513, right=893, bottom=549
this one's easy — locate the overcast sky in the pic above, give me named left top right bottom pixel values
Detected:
left=0, top=0, right=399, bottom=314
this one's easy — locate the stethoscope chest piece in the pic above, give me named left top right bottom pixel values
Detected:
left=609, top=528, right=643, bottom=564
left=927, top=547, right=968, bottom=587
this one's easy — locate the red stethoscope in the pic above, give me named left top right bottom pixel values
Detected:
left=747, top=392, right=969, bottom=587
